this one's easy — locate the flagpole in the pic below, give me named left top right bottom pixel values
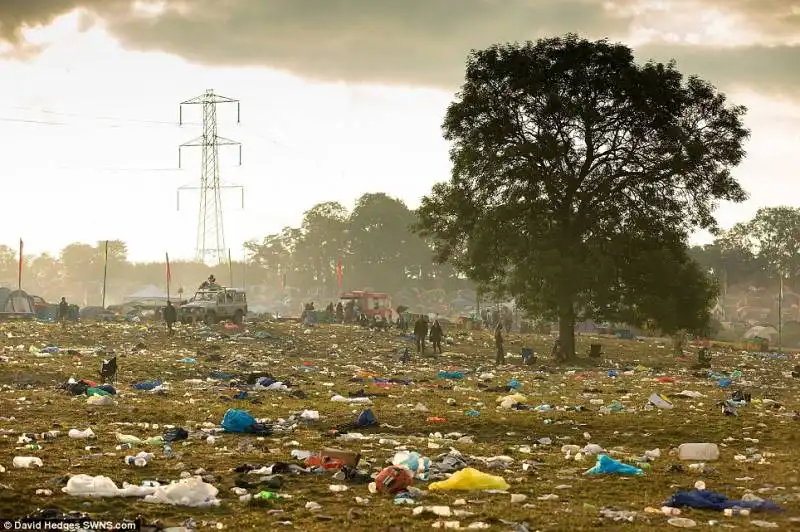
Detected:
left=101, top=240, right=109, bottom=308
left=242, top=246, right=247, bottom=292
left=166, top=252, right=171, bottom=301
left=17, top=239, right=23, bottom=290
left=778, top=275, right=783, bottom=353
left=228, top=248, right=233, bottom=287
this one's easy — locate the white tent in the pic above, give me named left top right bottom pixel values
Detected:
left=123, top=285, right=182, bottom=305
left=743, top=325, right=778, bottom=342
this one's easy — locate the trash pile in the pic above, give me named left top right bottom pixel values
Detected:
left=0, top=320, right=798, bottom=530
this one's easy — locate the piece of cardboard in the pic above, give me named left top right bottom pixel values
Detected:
left=321, top=447, right=360, bottom=467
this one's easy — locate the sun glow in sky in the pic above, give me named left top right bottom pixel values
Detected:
left=1, top=2, right=798, bottom=262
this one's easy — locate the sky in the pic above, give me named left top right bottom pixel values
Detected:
left=0, top=0, right=798, bottom=263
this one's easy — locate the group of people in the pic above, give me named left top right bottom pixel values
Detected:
left=412, top=315, right=445, bottom=355
left=411, top=314, right=506, bottom=365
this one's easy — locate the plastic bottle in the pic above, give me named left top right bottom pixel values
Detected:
left=13, top=457, right=43, bottom=468
left=723, top=508, right=750, bottom=517
left=678, top=443, right=720, bottom=461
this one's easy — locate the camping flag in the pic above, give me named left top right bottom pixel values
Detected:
left=281, top=272, right=286, bottom=289
left=101, top=240, right=109, bottom=308
left=337, top=257, right=343, bottom=291
left=166, top=252, right=172, bottom=299
left=17, top=239, right=23, bottom=289
left=228, top=248, right=233, bottom=287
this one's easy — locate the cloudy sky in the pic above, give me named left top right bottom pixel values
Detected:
left=0, top=0, right=798, bottom=262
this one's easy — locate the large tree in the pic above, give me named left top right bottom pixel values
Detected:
left=416, top=35, right=749, bottom=357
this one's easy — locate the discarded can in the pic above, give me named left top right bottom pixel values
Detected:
left=116, top=443, right=134, bottom=450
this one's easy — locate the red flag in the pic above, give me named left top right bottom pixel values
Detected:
left=18, top=239, right=23, bottom=290
left=337, top=257, right=343, bottom=291
left=281, top=273, right=286, bottom=289
left=166, top=252, right=172, bottom=284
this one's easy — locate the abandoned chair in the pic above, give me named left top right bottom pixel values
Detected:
left=99, top=356, right=117, bottom=385
left=693, top=347, right=712, bottom=369
left=552, top=339, right=566, bottom=362
left=588, top=343, right=603, bottom=358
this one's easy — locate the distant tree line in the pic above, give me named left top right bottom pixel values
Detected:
left=244, top=192, right=472, bottom=297
left=0, top=193, right=473, bottom=306
left=689, top=206, right=800, bottom=293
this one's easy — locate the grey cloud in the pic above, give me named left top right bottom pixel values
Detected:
left=636, top=43, right=800, bottom=100
left=102, top=0, right=633, bottom=85
left=0, top=0, right=798, bottom=100
left=691, top=0, right=800, bottom=38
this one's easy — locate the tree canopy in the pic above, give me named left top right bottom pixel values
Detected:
left=416, top=34, right=750, bottom=356
left=723, top=207, right=800, bottom=278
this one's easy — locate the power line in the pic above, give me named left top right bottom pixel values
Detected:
left=9, top=105, right=200, bottom=126
left=1, top=105, right=349, bottom=180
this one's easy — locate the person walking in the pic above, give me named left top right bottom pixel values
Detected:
left=164, top=300, right=178, bottom=335
left=494, top=322, right=505, bottom=365
left=413, top=315, right=429, bottom=355
left=56, top=297, right=69, bottom=328
left=430, top=319, right=444, bottom=354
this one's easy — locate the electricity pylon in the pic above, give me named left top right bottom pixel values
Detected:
left=177, top=89, right=244, bottom=264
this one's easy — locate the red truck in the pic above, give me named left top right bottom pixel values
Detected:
left=339, top=290, right=393, bottom=320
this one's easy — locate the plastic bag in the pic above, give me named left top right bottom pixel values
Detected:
left=221, top=409, right=271, bottom=434
left=392, top=451, right=431, bottom=480
left=428, top=467, right=510, bottom=491
left=585, top=455, right=644, bottom=476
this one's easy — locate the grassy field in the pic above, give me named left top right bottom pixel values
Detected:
left=0, top=320, right=798, bottom=531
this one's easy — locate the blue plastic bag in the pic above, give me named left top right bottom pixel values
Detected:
left=133, top=379, right=161, bottom=391
left=221, top=408, right=257, bottom=433
left=585, top=454, right=644, bottom=476
left=355, top=408, right=378, bottom=428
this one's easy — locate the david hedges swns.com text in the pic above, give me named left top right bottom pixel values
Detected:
left=1, top=520, right=139, bottom=531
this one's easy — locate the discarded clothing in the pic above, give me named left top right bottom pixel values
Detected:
left=664, top=489, right=782, bottom=512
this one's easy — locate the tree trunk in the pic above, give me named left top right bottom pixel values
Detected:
left=558, top=295, right=576, bottom=359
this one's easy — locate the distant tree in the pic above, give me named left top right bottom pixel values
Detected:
left=688, top=240, right=764, bottom=290
left=416, top=35, right=749, bottom=357
left=245, top=226, right=302, bottom=287
left=724, top=207, right=800, bottom=280
left=347, top=193, right=428, bottom=294
left=97, top=240, right=129, bottom=263
left=0, top=244, right=17, bottom=285
left=293, top=201, right=349, bottom=293
left=29, top=253, right=61, bottom=299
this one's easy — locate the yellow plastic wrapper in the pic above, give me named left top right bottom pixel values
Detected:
left=428, top=467, right=510, bottom=491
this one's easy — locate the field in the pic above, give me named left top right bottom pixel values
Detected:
left=0, top=320, right=798, bottom=531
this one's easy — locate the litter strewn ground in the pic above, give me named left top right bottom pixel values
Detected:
left=0, top=321, right=798, bottom=530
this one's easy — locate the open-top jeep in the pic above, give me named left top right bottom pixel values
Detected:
left=178, top=287, right=247, bottom=325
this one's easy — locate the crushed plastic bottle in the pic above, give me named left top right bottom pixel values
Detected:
left=13, top=456, right=43, bottom=468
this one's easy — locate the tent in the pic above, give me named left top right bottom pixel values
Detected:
left=123, top=285, right=182, bottom=306
left=743, top=325, right=778, bottom=342
left=0, top=288, right=35, bottom=318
